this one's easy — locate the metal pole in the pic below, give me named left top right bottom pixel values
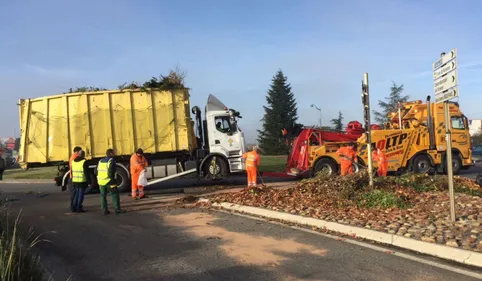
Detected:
left=444, top=101, right=456, bottom=222
left=398, top=106, right=402, bottom=130
left=363, top=73, right=374, bottom=188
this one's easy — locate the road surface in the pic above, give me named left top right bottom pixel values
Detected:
left=0, top=183, right=480, bottom=281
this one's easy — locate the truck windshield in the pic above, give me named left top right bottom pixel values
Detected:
left=451, top=116, right=466, bottom=130
left=215, top=116, right=237, bottom=134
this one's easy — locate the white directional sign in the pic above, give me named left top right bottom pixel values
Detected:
left=435, top=87, right=458, bottom=103
left=433, top=59, right=457, bottom=80
left=432, top=48, right=457, bottom=70
left=433, top=48, right=458, bottom=104
left=433, top=70, right=458, bottom=95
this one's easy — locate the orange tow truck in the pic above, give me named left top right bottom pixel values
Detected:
left=286, top=96, right=473, bottom=177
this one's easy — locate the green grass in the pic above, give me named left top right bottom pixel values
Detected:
left=0, top=209, right=50, bottom=281
left=3, top=167, right=58, bottom=180
left=1, top=155, right=287, bottom=180
left=258, top=155, right=287, bottom=172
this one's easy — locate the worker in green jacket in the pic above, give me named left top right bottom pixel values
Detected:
left=71, top=150, right=89, bottom=212
left=95, top=149, right=126, bottom=215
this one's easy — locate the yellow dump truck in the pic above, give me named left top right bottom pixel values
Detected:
left=18, top=88, right=247, bottom=192
left=299, top=96, right=472, bottom=176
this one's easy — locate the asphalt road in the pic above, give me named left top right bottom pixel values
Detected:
left=0, top=184, right=480, bottom=281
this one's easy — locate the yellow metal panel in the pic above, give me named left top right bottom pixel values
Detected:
left=47, top=97, right=70, bottom=162
left=25, top=100, right=48, bottom=163
left=92, top=93, right=113, bottom=158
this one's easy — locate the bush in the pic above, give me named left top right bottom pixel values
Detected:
left=0, top=208, right=49, bottom=281
left=359, top=190, right=408, bottom=209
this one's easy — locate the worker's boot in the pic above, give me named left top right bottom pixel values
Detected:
left=115, top=209, right=127, bottom=215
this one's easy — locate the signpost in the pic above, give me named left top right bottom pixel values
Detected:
left=432, top=48, right=458, bottom=222
left=361, top=73, right=374, bottom=188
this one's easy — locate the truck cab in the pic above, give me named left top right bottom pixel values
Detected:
left=193, top=94, right=247, bottom=179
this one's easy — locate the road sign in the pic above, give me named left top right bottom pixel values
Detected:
left=432, top=48, right=457, bottom=70
left=433, top=59, right=457, bottom=80
left=435, top=87, right=458, bottom=103
left=433, top=70, right=458, bottom=95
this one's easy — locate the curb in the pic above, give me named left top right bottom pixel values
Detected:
left=206, top=200, right=482, bottom=269
left=0, top=180, right=53, bottom=184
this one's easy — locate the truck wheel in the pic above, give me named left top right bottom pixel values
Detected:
left=115, top=168, right=130, bottom=193
left=203, top=156, right=228, bottom=179
left=413, top=154, right=432, bottom=174
left=312, top=158, right=337, bottom=177
left=444, top=154, right=462, bottom=175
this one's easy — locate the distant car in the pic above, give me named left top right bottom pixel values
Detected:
left=473, top=144, right=482, bottom=164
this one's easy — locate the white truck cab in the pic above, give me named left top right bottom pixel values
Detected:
left=205, top=95, right=247, bottom=173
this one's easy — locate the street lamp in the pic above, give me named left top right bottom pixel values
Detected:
left=310, top=104, right=322, bottom=128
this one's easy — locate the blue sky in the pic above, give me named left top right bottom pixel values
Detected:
left=1, top=0, right=482, bottom=143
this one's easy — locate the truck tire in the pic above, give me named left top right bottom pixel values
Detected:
left=412, top=154, right=432, bottom=174
left=444, top=154, right=462, bottom=175
left=312, top=158, right=337, bottom=177
left=203, top=156, right=228, bottom=179
left=115, top=168, right=130, bottom=193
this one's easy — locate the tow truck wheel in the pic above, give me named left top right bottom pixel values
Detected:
left=412, top=154, right=432, bottom=174
left=313, top=158, right=337, bottom=177
left=444, top=154, right=462, bottom=175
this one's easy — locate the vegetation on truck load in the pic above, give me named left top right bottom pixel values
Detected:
left=66, top=66, right=187, bottom=93
left=257, top=70, right=303, bottom=155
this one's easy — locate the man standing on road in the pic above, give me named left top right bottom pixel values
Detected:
left=69, top=146, right=82, bottom=179
left=96, top=149, right=126, bottom=215
left=0, top=149, right=5, bottom=181
left=336, top=142, right=358, bottom=176
left=242, top=145, right=261, bottom=193
left=71, top=150, right=89, bottom=213
left=130, top=148, right=148, bottom=200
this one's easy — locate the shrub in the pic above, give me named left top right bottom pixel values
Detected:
left=0, top=208, right=49, bottom=281
left=359, top=190, right=408, bottom=209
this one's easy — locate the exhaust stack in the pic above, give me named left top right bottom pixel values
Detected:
left=426, top=96, right=436, bottom=150
left=191, top=106, right=204, bottom=149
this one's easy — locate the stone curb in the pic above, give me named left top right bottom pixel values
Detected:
left=0, top=180, right=53, bottom=184
left=206, top=200, right=482, bottom=269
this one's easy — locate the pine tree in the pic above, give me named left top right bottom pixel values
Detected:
left=373, top=82, right=410, bottom=124
left=330, top=111, right=344, bottom=131
left=257, top=70, right=299, bottom=155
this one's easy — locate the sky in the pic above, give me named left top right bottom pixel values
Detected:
left=1, top=0, right=482, bottom=143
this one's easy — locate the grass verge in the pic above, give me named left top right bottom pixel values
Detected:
left=3, top=167, right=58, bottom=180
left=258, top=155, right=287, bottom=172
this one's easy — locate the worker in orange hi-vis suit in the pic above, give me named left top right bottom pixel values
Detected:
left=130, top=148, right=148, bottom=199
left=371, top=144, right=388, bottom=176
left=242, top=146, right=261, bottom=192
left=336, top=142, right=358, bottom=176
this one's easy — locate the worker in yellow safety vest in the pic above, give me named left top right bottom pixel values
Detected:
left=71, top=150, right=89, bottom=213
left=95, top=149, right=126, bottom=215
